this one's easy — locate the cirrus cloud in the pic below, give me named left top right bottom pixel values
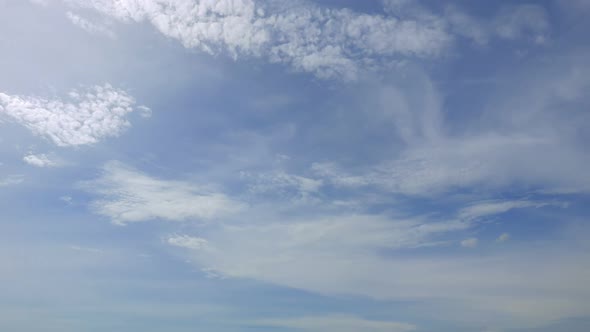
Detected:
left=80, top=161, right=244, bottom=225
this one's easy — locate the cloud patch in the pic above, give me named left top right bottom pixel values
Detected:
left=51, top=0, right=452, bottom=80
left=0, top=175, right=24, bottom=187
left=66, top=11, right=116, bottom=38
left=23, top=153, right=59, bottom=167
left=460, top=237, right=478, bottom=248
left=0, top=84, right=148, bottom=147
left=81, top=161, right=243, bottom=225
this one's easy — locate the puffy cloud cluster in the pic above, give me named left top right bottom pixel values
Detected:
left=0, top=84, right=147, bottom=147
left=23, top=153, right=59, bottom=167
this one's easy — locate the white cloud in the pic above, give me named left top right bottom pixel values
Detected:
left=29, top=1, right=551, bottom=80
left=497, top=233, right=510, bottom=243
left=313, top=57, right=590, bottom=196
left=49, top=0, right=451, bottom=80
left=0, top=175, right=24, bottom=187
left=493, top=5, right=549, bottom=42
left=314, top=136, right=574, bottom=195
left=172, top=218, right=590, bottom=328
left=254, top=314, right=416, bottom=332
left=60, top=196, right=73, bottom=205
left=29, top=1, right=550, bottom=81
left=241, top=170, right=323, bottom=201
left=446, top=4, right=549, bottom=45
left=81, top=161, right=243, bottom=225
left=23, top=153, right=59, bottom=167
left=168, top=235, right=209, bottom=250
left=461, top=237, right=478, bottom=248
left=66, top=11, right=116, bottom=38
left=0, top=84, right=148, bottom=147
left=159, top=195, right=590, bottom=328
left=458, top=200, right=556, bottom=221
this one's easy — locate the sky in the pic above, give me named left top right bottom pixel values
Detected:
left=0, top=0, right=589, bottom=331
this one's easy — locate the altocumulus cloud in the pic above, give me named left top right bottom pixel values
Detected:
left=45, top=0, right=452, bottom=80
left=0, top=84, right=148, bottom=147
left=46, top=0, right=551, bottom=80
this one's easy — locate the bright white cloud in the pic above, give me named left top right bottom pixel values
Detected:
left=81, top=161, right=243, bottom=225
left=0, top=84, right=148, bottom=147
left=255, top=314, right=416, bottom=332
left=23, top=153, right=59, bottom=167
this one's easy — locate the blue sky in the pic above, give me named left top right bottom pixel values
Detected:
left=1, top=0, right=589, bottom=331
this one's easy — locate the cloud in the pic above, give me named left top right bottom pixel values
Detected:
left=461, top=237, right=478, bottom=248
left=171, top=214, right=590, bottom=327
left=30, top=1, right=551, bottom=81
left=240, top=170, right=323, bottom=202
left=60, top=196, right=73, bottom=205
left=254, top=314, right=417, bottom=332
left=497, top=233, right=511, bottom=243
left=66, top=11, right=116, bottom=38
left=458, top=200, right=557, bottom=221
left=446, top=4, right=549, bottom=45
left=493, top=5, right=549, bottom=43
left=23, top=153, right=59, bottom=167
left=0, top=175, right=24, bottom=187
left=0, top=84, right=149, bottom=147
left=314, top=135, right=590, bottom=195
left=313, top=55, right=590, bottom=196
left=168, top=235, right=210, bottom=250
left=46, top=0, right=452, bottom=80
left=158, top=193, right=590, bottom=329
left=80, top=161, right=243, bottom=225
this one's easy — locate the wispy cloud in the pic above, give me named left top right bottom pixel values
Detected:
left=165, top=200, right=571, bottom=321
left=80, top=161, right=244, bottom=225
left=0, top=175, right=24, bottom=187
left=254, top=314, right=417, bottom=332
left=460, top=237, right=478, bottom=248
left=66, top=11, right=116, bottom=38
